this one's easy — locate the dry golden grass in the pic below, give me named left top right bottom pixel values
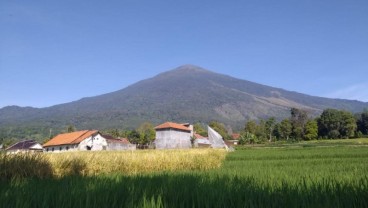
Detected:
left=46, top=149, right=227, bottom=177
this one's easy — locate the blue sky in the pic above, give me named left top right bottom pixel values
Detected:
left=1, top=0, right=367, bottom=108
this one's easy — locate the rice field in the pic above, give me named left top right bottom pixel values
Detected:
left=47, top=149, right=226, bottom=176
left=1, top=143, right=368, bottom=207
left=0, top=149, right=226, bottom=178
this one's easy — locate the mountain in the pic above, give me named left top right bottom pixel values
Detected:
left=1, top=64, right=367, bottom=139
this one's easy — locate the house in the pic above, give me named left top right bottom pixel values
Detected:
left=193, top=133, right=211, bottom=148
left=43, top=130, right=107, bottom=152
left=232, top=133, right=240, bottom=140
left=6, top=140, right=43, bottom=154
left=154, top=122, right=193, bottom=149
left=101, top=134, right=136, bottom=151
left=225, top=133, right=240, bottom=146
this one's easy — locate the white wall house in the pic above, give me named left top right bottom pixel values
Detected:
left=43, top=130, right=108, bottom=153
left=154, top=122, right=192, bottom=149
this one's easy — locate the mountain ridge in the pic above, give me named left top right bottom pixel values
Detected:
left=1, top=65, right=367, bottom=139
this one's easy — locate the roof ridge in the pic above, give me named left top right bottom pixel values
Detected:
left=155, top=122, right=191, bottom=131
left=6, top=139, right=38, bottom=150
left=70, top=130, right=96, bottom=144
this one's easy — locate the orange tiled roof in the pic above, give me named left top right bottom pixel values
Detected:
left=155, top=122, right=191, bottom=132
left=43, top=130, right=98, bottom=147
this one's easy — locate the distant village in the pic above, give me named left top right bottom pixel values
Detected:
left=3, top=122, right=237, bottom=154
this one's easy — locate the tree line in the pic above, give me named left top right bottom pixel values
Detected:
left=238, top=108, right=368, bottom=144
left=2, top=108, right=367, bottom=149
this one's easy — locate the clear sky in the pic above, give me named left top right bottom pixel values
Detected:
left=1, top=0, right=367, bottom=108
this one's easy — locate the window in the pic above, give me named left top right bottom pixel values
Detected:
left=46, top=148, right=49, bottom=152
left=52, top=148, right=54, bottom=152
left=60, top=147, right=62, bottom=151
left=66, top=146, right=69, bottom=150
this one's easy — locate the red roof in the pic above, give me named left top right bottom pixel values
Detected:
left=43, top=130, right=98, bottom=147
left=155, top=122, right=191, bottom=132
left=232, top=133, right=240, bottom=139
left=194, top=133, right=207, bottom=139
left=102, top=134, right=131, bottom=145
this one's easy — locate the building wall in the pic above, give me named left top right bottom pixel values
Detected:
left=44, top=144, right=79, bottom=153
left=78, top=134, right=107, bottom=151
left=106, top=143, right=136, bottom=151
left=193, top=139, right=211, bottom=148
left=155, top=129, right=192, bottom=149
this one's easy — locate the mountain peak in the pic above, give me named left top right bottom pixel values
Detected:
left=155, top=64, right=212, bottom=78
left=174, top=64, right=210, bottom=73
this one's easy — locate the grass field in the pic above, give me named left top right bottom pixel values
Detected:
left=1, top=140, right=368, bottom=207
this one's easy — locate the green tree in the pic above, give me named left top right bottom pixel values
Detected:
left=193, top=123, right=208, bottom=137
left=137, top=122, right=155, bottom=144
left=238, top=132, right=258, bottom=145
left=277, top=119, right=292, bottom=140
left=357, top=110, right=368, bottom=135
left=290, top=108, right=308, bottom=140
left=318, top=109, right=341, bottom=138
left=255, top=119, right=267, bottom=142
left=127, top=130, right=141, bottom=144
left=340, top=111, right=357, bottom=138
left=107, top=129, right=120, bottom=138
left=66, top=125, right=76, bottom=133
left=265, top=117, right=276, bottom=142
left=120, top=130, right=131, bottom=138
left=244, top=120, right=257, bottom=134
left=318, top=109, right=357, bottom=139
left=304, top=119, right=318, bottom=140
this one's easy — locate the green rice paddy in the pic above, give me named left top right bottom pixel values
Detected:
left=1, top=141, right=368, bottom=207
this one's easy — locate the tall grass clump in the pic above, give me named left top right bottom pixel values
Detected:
left=0, top=153, right=53, bottom=180
left=48, top=149, right=226, bottom=177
